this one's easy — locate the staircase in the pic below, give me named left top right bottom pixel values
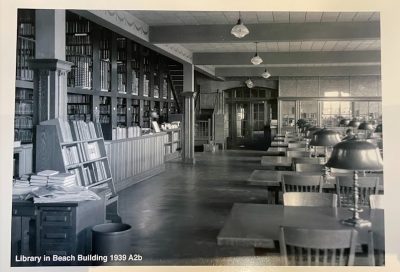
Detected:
left=167, top=63, right=184, bottom=113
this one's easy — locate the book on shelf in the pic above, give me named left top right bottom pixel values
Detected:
left=83, top=141, right=101, bottom=161
left=62, top=145, right=81, bottom=166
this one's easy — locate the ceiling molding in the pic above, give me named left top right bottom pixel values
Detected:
left=193, top=50, right=381, bottom=65
left=149, top=21, right=380, bottom=44
left=215, top=65, right=381, bottom=77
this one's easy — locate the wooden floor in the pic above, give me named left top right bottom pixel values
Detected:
left=117, top=150, right=282, bottom=265
left=117, top=150, right=370, bottom=265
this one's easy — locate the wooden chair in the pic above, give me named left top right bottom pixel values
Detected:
left=279, top=226, right=358, bottom=266
left=283, top=192, right=338, bottom=207
left=286, top=150, right=310, bottom=158
left=330, top=168, right=353, bottom=174
left=369, top=194, right=384, bottom=209
left=292, top=157, right=324, bottom=170
left=295, top=163, right=325, bottom=172
left=368, top=230, right=385, bottom=266
left=335, top=176, right=379, bottom=207
left=282, top=174, right=323, bottom=193
left=288, top=143, right=306, bottom=148
left=287, top=147, right=306, bottom=152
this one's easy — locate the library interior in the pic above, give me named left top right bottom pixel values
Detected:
left=11, top=9, right=384, bottom=266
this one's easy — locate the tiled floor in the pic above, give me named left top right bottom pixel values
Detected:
left=117, top=150, right=280, bottom=265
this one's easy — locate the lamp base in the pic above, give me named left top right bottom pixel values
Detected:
left=340, top=218, right=371, bottom=228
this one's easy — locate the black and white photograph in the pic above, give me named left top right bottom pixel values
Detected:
left=2, top=0, right=400, bottom=271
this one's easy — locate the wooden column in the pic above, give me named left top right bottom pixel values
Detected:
left=182, top=63, right=195, bottom=164
left=31, top=10, right=72, bottom=122
left=30, top=59, right=72, bottom=122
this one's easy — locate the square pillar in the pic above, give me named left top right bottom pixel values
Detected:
left=30, top=59, right=72, bottom=122
left=182, top=63, right=195, bottom=164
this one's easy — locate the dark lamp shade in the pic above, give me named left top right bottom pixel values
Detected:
left=305, top=127, right=321, bottom=139
left=326, top=139, right=383, bottom=170
left=309, top=129, right=341, bottom=147
left=358, top=122, right=374, bottom=131
left=348, top=120, right=361, bottom=128
left=375, top=124, right=382, bottom=133
left=339, top=119, right=350, bottom=126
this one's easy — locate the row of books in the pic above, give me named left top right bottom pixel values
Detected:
left=16, top=38, right=35, bottom=81
left=16, top=88, right=33, bottom=100
left=99, top=115, right=111, bottom=124
left=14, top=129, right=33, bottom=143
left=66, top=44, right=92, bottom=56
left=58, top=119, right=100, bottom=142
left=67, top=55, right=92, bottom=89
left=71, top=120, right=100, bottom=141
left=18, top=23, right=35, bottom=36
left=117, top=106, right=126, bottom=114
left=67, top=114, right=92, bottom=122
left=30, top=170, right=60, bottom=186
left=66, top=34, right=91, bottom=45
left=68, top=104, right=91, bottom=114
left=100, top=104, right=111, bottom=114
left=66, top=20, right=91, bottom=34
left=14, top=116, right=33, bottom=129
left=68, top=94, right=91, bottom=103
left=69, top=160, right=108, bottom=187
left=100, top=60, right=111, bottom=91
left=112, top=126, right=142, bottom=140
left=62, top=145, right=80, bottom=166
left=15, top=102, right=33, bottom=115
left=143, top=75, right=150, bottom=96
left=132, top=71, right=139, bottom=95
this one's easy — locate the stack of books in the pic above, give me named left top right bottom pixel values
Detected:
left=48, top=173, right=77, bottom=187
left=30, top=170, right=59, bottom=186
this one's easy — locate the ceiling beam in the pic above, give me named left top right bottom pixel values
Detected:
left=215, top=65, right=381, bottom=77
left=193, top=51, right=380, bottom=65
left=150, top=22, right=380, bottom=43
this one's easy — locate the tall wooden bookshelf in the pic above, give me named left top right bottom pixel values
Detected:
left=15, top=9, right=36, bottom=144
left=64, top=10, right=178, bottom=139
left=35, top=118, right=119, bottom=219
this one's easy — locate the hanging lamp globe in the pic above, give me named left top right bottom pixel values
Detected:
left=231, top=18, right=249, bottom=38
left=261, top=68, right=271, bottom=79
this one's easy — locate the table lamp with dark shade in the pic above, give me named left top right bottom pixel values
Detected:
left=326, top=139, right=383, bottom=227
left=348, top=119, right=361, bottom=128
left=339, top=119, right=350, bottom=127
left=310, top=129, right=341, bottom=179
left=358, top=121, right=374, bottom=138
left=304, top=127, right=321, bottom=151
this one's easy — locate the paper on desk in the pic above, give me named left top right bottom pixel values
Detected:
left=26, top=185, right=101, bottom=203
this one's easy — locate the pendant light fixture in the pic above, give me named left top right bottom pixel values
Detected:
left=245, top=78, right=254, bottom=88
left=251, top=42, right=263, bottom=65
left=261, top=68, right=271, bottom=79
left=231, top=11, right=249, bottom=38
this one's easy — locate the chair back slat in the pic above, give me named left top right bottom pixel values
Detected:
left=282, top=174, right=323, bottom=193
left=283, top=192, right=338, bottom=207
left=336, top=176, right=379, bottom=207
left=295, top=163, right=325, bottom=172
left=280, top=227, right=358, bottom=266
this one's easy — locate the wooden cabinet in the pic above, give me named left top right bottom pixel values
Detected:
left=105, top=133, right=167, bottom=192
left=164, top=129, right=182, bottom=161
left=12, top=198, right=105, bottom=266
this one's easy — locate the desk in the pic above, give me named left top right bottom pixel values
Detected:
left=11, top=198, right=105, bottom=266
left=247, top=170, right=384, bottom=203
left=217, top=204, right=384, bottom=252
left=265, top=147, right=287, bottom=156
left=261, top=156, right=292, bottom=169
left=271, top=142, right=289, bottom=147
